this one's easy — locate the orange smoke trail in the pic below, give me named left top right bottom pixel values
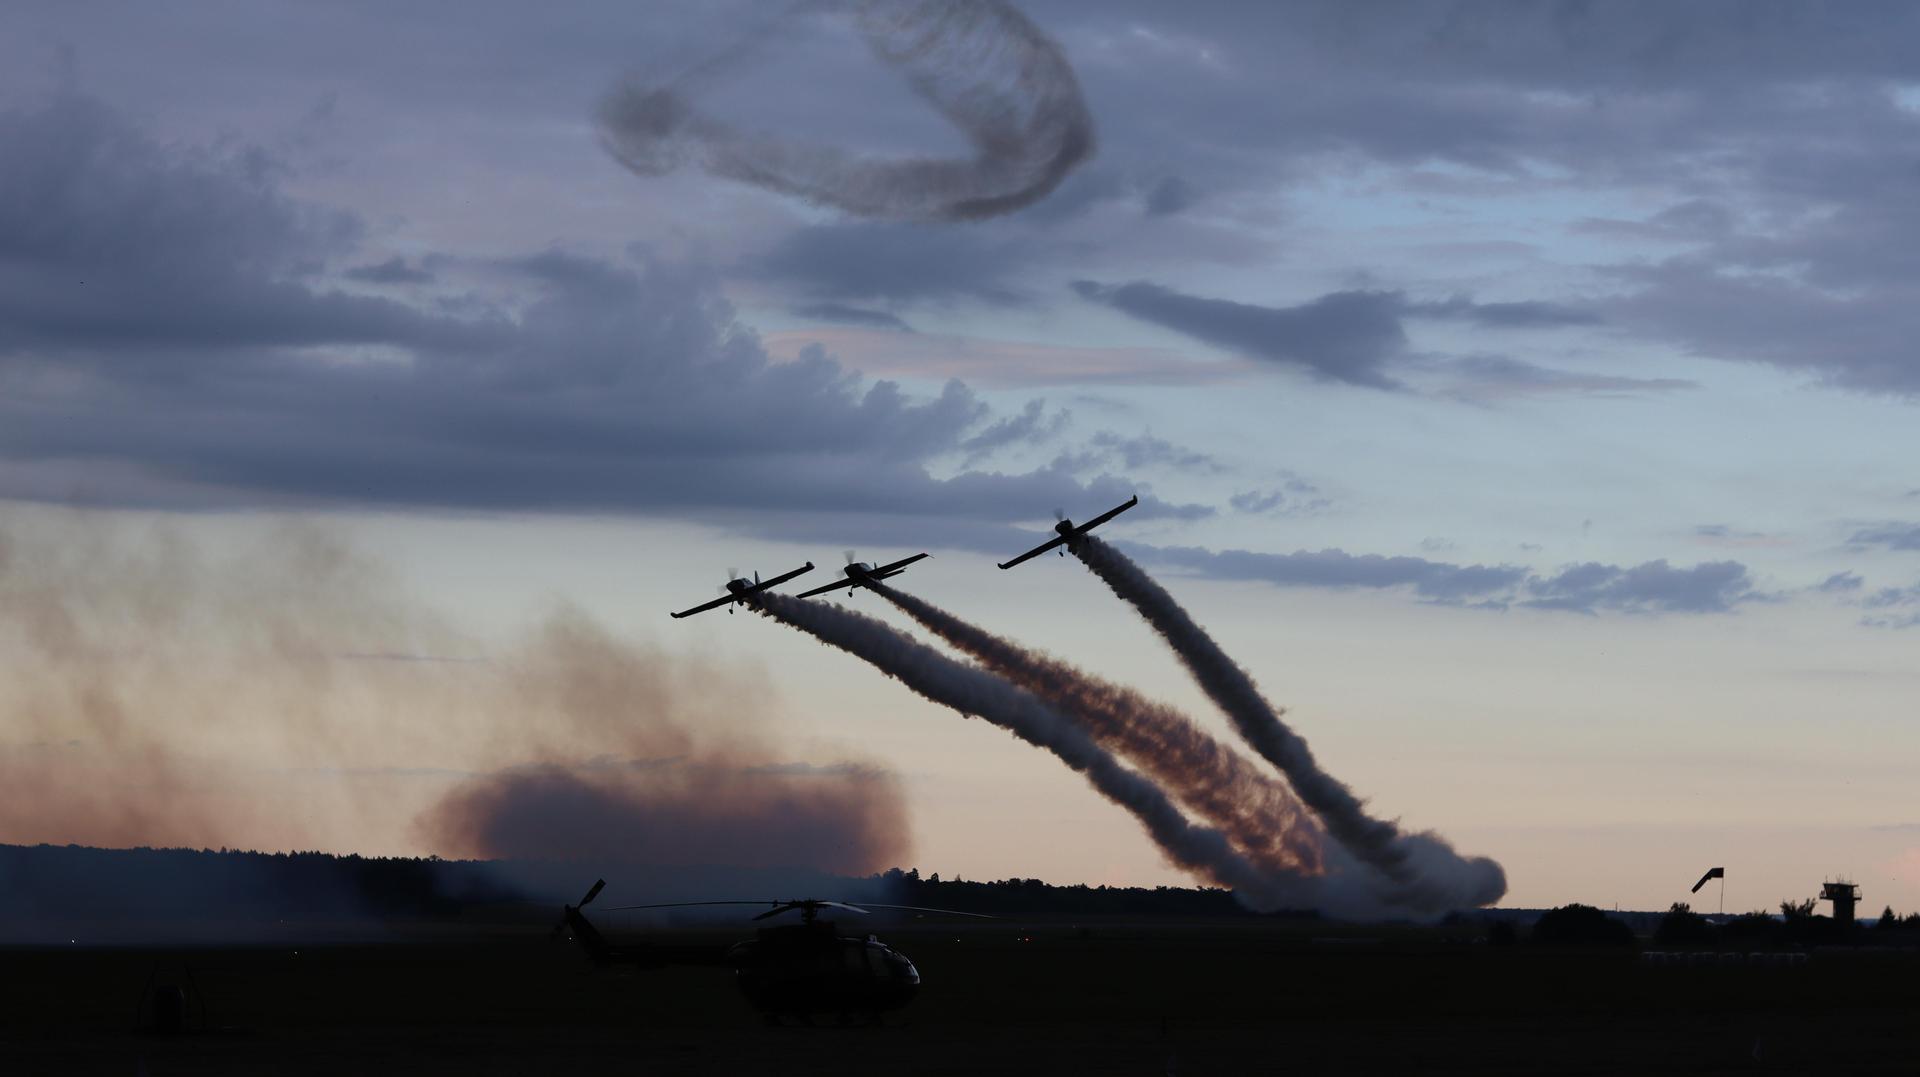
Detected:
left=868, top=580, right=1325, bottom=876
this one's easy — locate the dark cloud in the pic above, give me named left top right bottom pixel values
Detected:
left=0, top=94, right=1201, bottom=539
left=1406, top=296, right=1599, bottom=329
left=1574, top=199, right=1738, bottom=242
left=344, top=257, right=436, bottom=285
left=755, top=222, right=1030, bottom=304
left=1072, top=281, right=1408, bottom=389
left=1524, top=559, right=1757, bottom=615
left=789, top=302, right=914, bottom=331
left=1071, top=282, right=1618, bottom=391
left=1848, top=522, right=1920, bottom=551
left=1600, top=262, right=1920, bottom=396
left=0, top=95, right=483, bottom=362
left=19, top=1, right=1920, bottom=396
left=1142, top=175, right=1198, bottom=217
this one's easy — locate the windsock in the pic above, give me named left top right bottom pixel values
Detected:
left=1690, top=867, right=1725, bottom=894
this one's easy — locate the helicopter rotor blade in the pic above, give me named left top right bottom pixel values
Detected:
left=603, top=900, right=775, bottom=912
left=579, top=879, right=605, bottom=908
left=851, top=903, right=995, bottom=919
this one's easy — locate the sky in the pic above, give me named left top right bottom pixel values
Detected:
left=2, top=0, right=1919, bottom=914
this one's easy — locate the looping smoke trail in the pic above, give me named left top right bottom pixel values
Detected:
left=866, top=580, right=1325, bottom=875
left=597, top=0, right=1095, bottom=221
left=1072, top=536, right=1507, bottom=910
left=751, top=592, right=1318, bottom=910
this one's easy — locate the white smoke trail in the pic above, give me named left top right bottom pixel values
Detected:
left=1072, top=536, right=1507, bottom=911
left=752, top=592, right=1318, bottom=910
left=867, top=580, right=1326, bottom=876
left=597, top=0, right=1095, bottom=220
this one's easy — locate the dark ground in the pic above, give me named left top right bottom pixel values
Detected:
left=4, top=916, right=1917, bottom=1076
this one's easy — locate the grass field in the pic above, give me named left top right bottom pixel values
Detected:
left=5, top=916, right=1918, bottom=1075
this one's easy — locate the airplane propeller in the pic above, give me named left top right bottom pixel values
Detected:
left=553, top=878, right=606, bottom=941
left=844, top=550, right=859, bottom=566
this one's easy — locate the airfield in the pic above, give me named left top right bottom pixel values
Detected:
left=9, top=914, right=1920, bottom=1076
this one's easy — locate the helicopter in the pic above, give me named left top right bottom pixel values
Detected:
left=555, top=880, right=989, bottom=1021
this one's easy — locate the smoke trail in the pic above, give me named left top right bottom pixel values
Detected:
left=867, top=580, right=1325, bottom=876
left=752, top=592, right=1318, bottom=910
left=597, top=0, right=1095, bottom=220
left=1072, top=536, right=1507, bottom=910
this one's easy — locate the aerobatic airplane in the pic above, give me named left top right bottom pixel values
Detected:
left=794, top=552, right=930, bottom=598
left=670, top=563, right=815, bottom=618
left=997, top=495, right=1138, bottom=569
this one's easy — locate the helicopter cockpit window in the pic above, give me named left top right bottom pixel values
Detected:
left=866, top=945, right=892, bottom=979
left=844, top=944, right=869, bottom=976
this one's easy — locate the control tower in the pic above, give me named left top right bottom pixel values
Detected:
left=1820, top=880, right=1860, bottom=926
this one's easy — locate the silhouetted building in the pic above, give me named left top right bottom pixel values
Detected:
left=1821, top=880, right=1860, bottom=927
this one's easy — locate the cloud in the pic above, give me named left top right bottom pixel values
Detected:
left=1133, top=542, right=1528, bottom=603
left=789, top=303, right=914, bottom=331
left=1072, top=281, right=1409, bottom=389
left=1860, top=582, right=1920, bottom=629
left=0, top=95, right=480, bottom=361
left=754, top=221, right=1031, bottom=304
left=1405, top=296, right=1599, bottom=329
left=960, top=398, right=1071, bottom=460
left=1085, top=431, right=1222, bottom=474
left=1848, top=522, right=1920, bottom=551
left=1143, top=175, right=1198, bottom=216
left=1818, top=571, right=1865, bottom=593
left=1124, top=540, right=1770, bottom=617
left=1071, top=282, right=1618, bottom=392
left=1229, top=476, right=1330, bottom=516
left=344, top=257, right=436, bottom=285
left=0, top=93, right=1202, bottom=539
left=1690, top=523, right=1790, bottom=550
left=1523, top=559, right=1758, bottom=615
left=1600, top=262, right=1920, bottom=397
left=760, top=325, right=1254, bottom=388
left=1436, top=354, right=1696, bottom=400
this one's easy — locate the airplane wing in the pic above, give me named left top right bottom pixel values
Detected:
left=872, top=553, right=929, bottom=577
left=997, top=534, right=1066, bottom=570
left=670, top=593, right=738, bottom=619
left=1071, top=494, right=1139, bottom=536
left=670, top=562, right=813, bottom=617
left=793, top=576, right=858, bottom=599
left=744, top=561, right=815, bottom=593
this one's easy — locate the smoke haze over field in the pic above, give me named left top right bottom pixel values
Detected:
left=0, top=511, right=907, bottom=875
